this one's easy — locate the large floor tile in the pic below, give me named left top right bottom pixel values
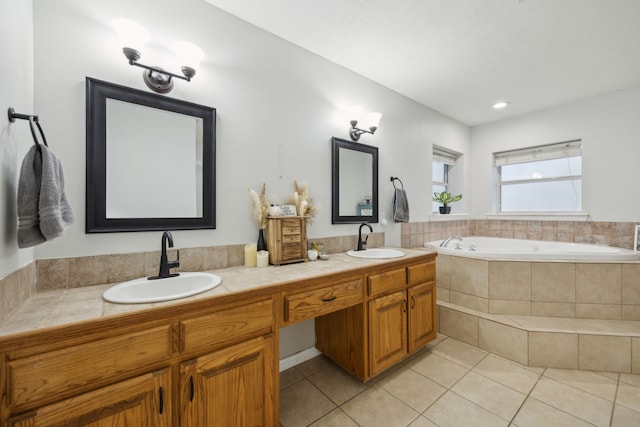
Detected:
left=408, top=416, right=439, bottom=427
left=615, top=381, right=640, bottom=413
left=307, top=362, right=367, bottom=405
left=544, top=368, right=618, bottom=401
left=611, top=404, right=640, bottom=427
left=451, top=371, right=526, bottom=421
left=280, top=366, right=304, bottom=390
left=280, top=379, right=336, bottom=427
left=405, top=351, right=469, bottom=388
left=376, top=366, right=446, bottom=412
left=530, top=376, right=613, bottom=427
left=512, top=397, right=595, bottom=427
left=472, top=353, right=541, bottom=394
left=308, top=408, right=359, bottom=427
left=620, top=373, right=640, bottom=388
left=423, top=391, right=509, bottom=427
left=431, top=337, right=488, bottom=368
left=341, top=385, right=419, bottom=427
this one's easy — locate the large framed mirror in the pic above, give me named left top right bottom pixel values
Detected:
left=331, top=137, right=378, bottom=224
left=86, top=77, right=216, bottom=232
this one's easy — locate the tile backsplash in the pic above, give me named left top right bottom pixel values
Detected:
left=0, top=232, right=385, bottom=314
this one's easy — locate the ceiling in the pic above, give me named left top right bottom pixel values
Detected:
left=204, top=0, right=640, bottom=126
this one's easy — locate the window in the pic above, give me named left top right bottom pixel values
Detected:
left=495, top=140, right=582, bottom=212
left=432, top=146, right=460, bottom=213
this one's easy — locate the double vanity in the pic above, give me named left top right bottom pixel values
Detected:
left=0, top=247, right=436, bottom=426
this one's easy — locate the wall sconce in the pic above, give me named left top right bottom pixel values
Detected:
left=113, top=18, right=204, bottom=94
left=349, top=112, right=382, bottom=141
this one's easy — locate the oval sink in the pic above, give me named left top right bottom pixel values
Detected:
left=346, top=248, right=405, bottom=259
left=103, top=272, right=222, bottom=304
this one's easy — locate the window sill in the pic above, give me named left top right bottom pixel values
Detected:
left=430, top=213, right=471, bottom=222
left=485, top=212, right=589, bottom=221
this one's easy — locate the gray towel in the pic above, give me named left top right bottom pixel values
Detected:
left=393, top=187, right=409, bottom=222
left=17, top=145, right=74, bottom=248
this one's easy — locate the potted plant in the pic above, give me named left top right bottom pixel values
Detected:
left=433, top=191, right=462, bottom=214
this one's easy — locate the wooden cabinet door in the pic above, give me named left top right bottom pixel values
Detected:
left=408, top=282, right=437, bottom=353
left=369, top=290, right=407, bottom=376
left=7, top=369, right=171, bottom=427
left=180, top=334, right=277, bottom=427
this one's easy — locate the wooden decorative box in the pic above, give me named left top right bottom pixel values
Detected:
left=266, top=216, right=307, bottom=265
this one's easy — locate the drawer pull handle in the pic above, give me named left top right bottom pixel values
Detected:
left=322, top=296, right=337, bottom=302
left=190, top=375, right=195, bottom=402
left=411, top=296, right=415, bottom=309
left=159, top=386, right=164, bottom=414
left=402, top=299, right=407, bottom=313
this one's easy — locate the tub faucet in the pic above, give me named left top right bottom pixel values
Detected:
left=440, top=236, right=463, bottom=248
left=149, top=231, right=180, bottom=280
left=356, top=223, right=373, bottom=251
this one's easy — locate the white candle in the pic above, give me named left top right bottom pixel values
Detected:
left=244, top=243, right=257, bottom=267
left=257, top=250, right=269, bottom=267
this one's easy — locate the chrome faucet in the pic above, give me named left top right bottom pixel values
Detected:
left=356, top=223, right=373, bottom=251
left=149, top=231, right=180, bottom=280
left=440, top=236, right=463, bottom=248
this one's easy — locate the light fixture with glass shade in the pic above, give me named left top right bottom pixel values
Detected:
left=349, top=111, right=382, bottom=141
left=113, top=18, right=204, bottom=94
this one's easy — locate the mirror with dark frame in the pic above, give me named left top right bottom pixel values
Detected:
left=331, top=137, right=379, bottom=224
left=86, top=77, right=216, bottom=232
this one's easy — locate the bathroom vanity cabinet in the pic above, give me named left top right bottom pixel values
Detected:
left=0, top=295, right=278, bottom=426
left=0, top=250, right=436, bottom=426
left=315, top=259, right=436, bottom=380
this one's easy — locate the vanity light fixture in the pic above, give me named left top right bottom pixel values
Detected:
left=113, top=18, right=204, bottom=94
left=349, top=112, right=382, bottom=141
left=493, top=101, right=511, bottom=109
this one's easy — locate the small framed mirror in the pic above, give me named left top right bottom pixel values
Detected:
left=86, top=77, right=216, bottom=232
left=331, top=137, right=378, bottom=224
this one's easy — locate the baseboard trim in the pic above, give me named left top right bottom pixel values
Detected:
left=279, top=347, right=322, bottom=372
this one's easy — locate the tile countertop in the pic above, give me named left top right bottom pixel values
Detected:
left=0, top=247, right=436, bottom=339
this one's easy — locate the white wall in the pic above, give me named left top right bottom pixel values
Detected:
left=0, top=0, right=35, bottom=278
left=470, top=85, right=640, bottom=222
left=31, top=0, right=469, bottom=259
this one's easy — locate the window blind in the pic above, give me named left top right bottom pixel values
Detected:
left=494, top=140, right=581, bottom=167
left=433, top=146, right=460, bottom=165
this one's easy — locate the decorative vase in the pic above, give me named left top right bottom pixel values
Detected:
left=257, top=228, right=267, bottom=251
left=439, top=206, right=451, bottom=214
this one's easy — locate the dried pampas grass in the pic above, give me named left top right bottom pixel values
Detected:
left=284, top=180, right=315, bottom=223
left=248, top=183, right=269, bottom=229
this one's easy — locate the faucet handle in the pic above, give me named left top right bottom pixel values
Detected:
left=169, top=250, right=180, bottom=269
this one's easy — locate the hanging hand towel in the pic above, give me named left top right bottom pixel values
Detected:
left=38, top=144, right=74, bottom=240
left=17, top=145, right=74, bottom=248
left=17, top=146, right=46, bottom=248
left=392, top=180, right=410, bottom=222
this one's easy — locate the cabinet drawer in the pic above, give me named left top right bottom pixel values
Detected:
left=7, top=325, right=172, bottom=409
left=284, top=278, right=363, bottom=324
left=407, top=261, right=435, bottom=286
left=282, top=218, right=301, bottom=231
left=368, top=268, right=406, bottom=297
left=283, top=234, right=301, bottom=243
left=180, top=298, right=274, bottom=355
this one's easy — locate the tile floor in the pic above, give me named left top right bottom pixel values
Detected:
left=279, top=335, right=640, bottom=426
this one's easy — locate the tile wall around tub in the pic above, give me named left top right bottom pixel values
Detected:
left=402, top=219, right=638, bottom=250
left=31, top=232, right=385, bottom=292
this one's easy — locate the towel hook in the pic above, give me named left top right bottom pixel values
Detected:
left=8, top=107, right=49, bottom=154
left=390, top=176, right=404, bottom=189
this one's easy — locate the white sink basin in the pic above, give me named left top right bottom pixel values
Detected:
left=346, top=248, right=405, bottom=259
left=103, top=272, right=222, bottom=304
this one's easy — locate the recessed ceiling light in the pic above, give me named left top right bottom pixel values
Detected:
left=493, top=101, right=510, bottom=109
